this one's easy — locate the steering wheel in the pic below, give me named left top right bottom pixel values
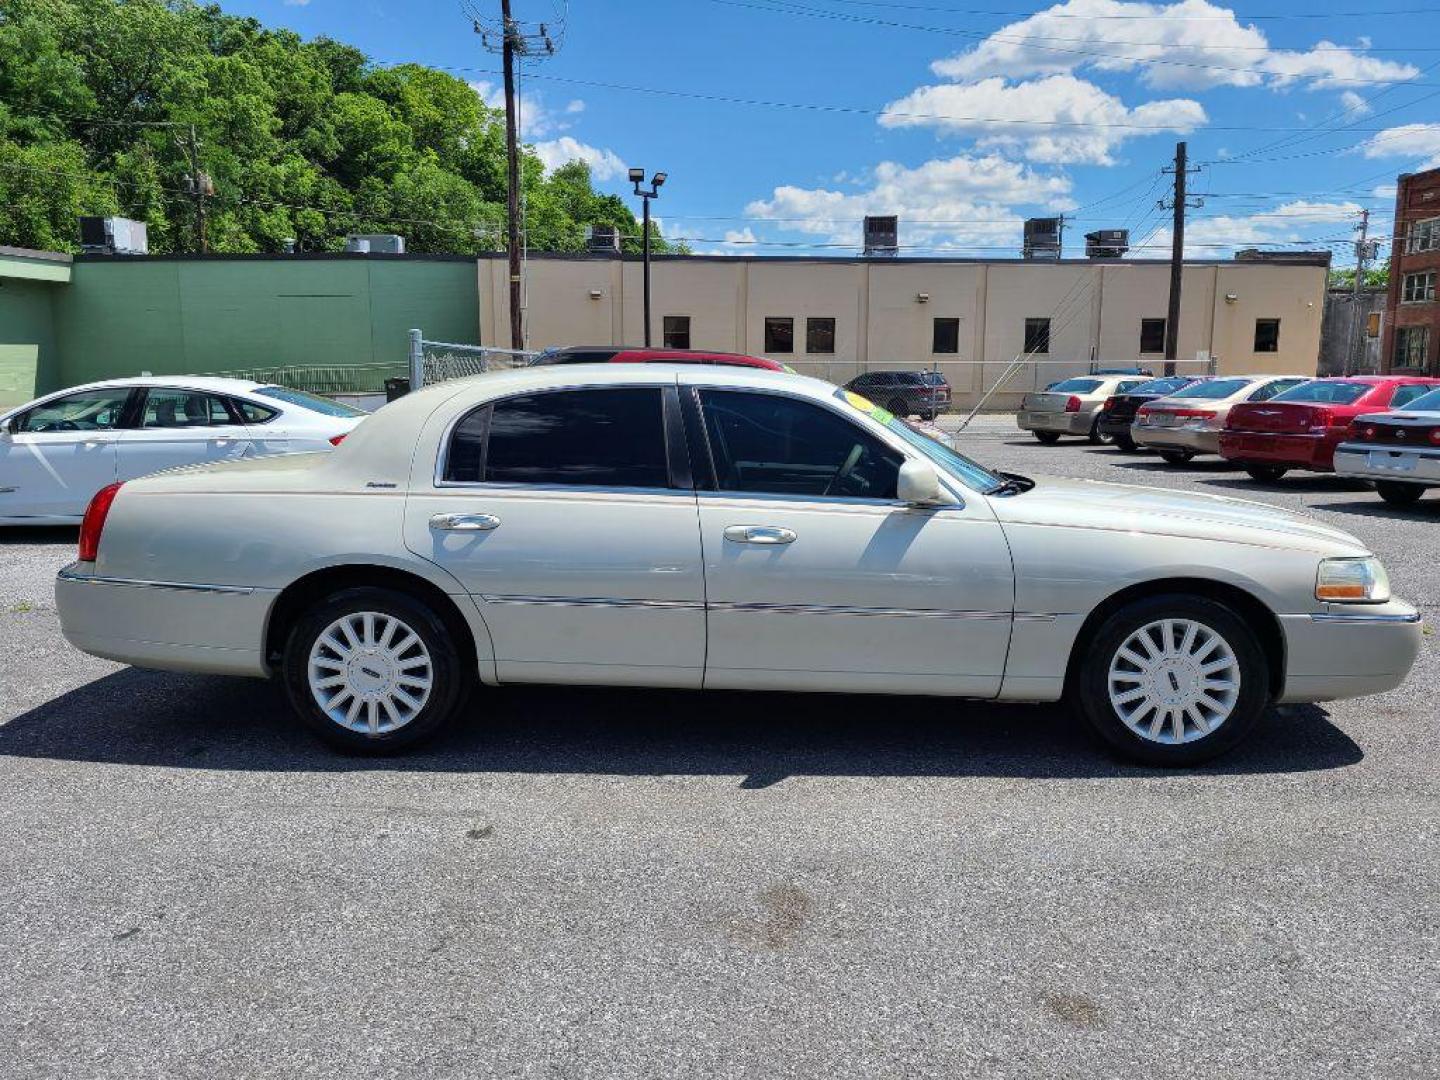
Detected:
left=823, top=443, right=864, bottom=496
left=42, top=420, right=80, bottom=433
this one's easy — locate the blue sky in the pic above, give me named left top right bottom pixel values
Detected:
left=229, top=0, right=1440, bottom=265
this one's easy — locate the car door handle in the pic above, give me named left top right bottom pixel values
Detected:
left=723, top=525, right=796, bottom=545
left=430, top=512, right=501, bottom=532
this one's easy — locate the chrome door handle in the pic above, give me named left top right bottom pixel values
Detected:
left=429, top=512, right=501, bottom=532
left=723, top=525, right=796, bottom=545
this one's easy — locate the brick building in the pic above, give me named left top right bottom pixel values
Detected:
left=1382, top=166, right=1440, bottom=374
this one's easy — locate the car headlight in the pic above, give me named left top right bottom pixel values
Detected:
left=1315, top=556, right=1390, bottom=603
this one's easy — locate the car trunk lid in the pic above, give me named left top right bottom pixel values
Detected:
left=1227, top=401, right=1333, bottom=434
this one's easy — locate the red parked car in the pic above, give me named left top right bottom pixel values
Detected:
left=532, top=346, right=790, bottom=371
left=1219, top=376, right=1440, bottom=482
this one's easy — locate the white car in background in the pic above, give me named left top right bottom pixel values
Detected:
left=0, top=377, right=365, bottom=525
left=1333, top=385, right=1440, bottom=505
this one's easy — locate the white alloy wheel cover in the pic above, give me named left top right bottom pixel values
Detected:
left=307, top=612, right=434, bottom=734
left=1107, top=618, right=1241, bottom=745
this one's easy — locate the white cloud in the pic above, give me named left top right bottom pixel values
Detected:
left=1338, top=90, right=1373, bottom=118
left=282, top=0, right=310, bottom=5
left=531, top=137, right=629, bottom=181
left=1361, top=123, right=1440, bottom=169
left=880, top=74, right=1204, bottom=165
left=1141, top=200, right=1361, bottom=258
left=929, top=0, right=1418, bottom=93
left=1372, top=183, right=1398, bottom=199
left=467, top=81, right=585, bottom=140
left=743, top=154, right=1073, bottom=252
left=564, top=100, right=585, bottom=115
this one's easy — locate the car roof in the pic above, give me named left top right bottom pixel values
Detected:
left=0, top=375, right=272, bottom=417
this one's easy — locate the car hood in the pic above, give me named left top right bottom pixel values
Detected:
left=987, top=475, right=1369, bottom=556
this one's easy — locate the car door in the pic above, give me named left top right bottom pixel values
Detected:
left=687, top=384, right=1015, bottom=697
left=404, top=383, right=706, bottom=687
left=116, top=387, right=254, bottom=481
left=0, top=387, right=131, bottom=520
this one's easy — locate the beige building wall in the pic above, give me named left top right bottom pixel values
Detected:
left=478, top=255, right=1327, bottom=409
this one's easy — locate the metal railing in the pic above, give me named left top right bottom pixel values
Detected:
left=196, top=361, right=407, bottom=396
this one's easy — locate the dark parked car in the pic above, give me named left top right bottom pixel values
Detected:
left=1097, top=375, right=1208, bottom=449
left=843, top=370, right=952, bottom=420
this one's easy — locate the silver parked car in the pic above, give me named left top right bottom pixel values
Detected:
left=1132, top=375, right=1308, bottom=464
left=1017, top=375, right=1148, bottom=445
left=1333, top=385, right=1440, bottom=505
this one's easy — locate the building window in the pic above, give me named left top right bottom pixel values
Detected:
left=1139, top=318, right=1166, bottom=354
left=1253, top=318, right=1281, bottom=353
left=1408, top=217, right=1440, bottom=253
left=1023, top=317, right=1050, bottom=355
left=1394, top=326, right=1430, bottom=369
left=663, top=315, right=691, bottom=350
left=806, top=317, right=836, bottom=354
left=1367, top=312, right=1381, bottom=338
left=764, top=317, right=794, bottom=353
left=1402, top=271, right=1436, bottom=304
left=932, top=317, right=960, bottom=354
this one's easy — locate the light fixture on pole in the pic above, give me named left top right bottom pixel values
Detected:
left=630, top=168, right=666, bottom=347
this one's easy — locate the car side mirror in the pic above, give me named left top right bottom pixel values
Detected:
left=897, top=458, right=950, bottom=506
left=0, top=418, right=12, bottom=438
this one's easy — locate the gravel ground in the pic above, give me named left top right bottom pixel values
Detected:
left=2, top=426, right=1437, bottom=1079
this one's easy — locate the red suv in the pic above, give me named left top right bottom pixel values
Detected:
left=1219, top=376, right=1440, bottom=482
left=532, top=346, right=789, bottom=371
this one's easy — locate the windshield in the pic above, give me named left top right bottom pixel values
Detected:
left=1396, top=387, right=1440, bottom=412
left=1046, top=378, right=1102, bottom=393
left=833, top=389, right=1003, bottom=493
left=1167, top=378, right=1252, bottom=400
left=1271, top=381, right=1371, bottom=405
left=254, top=386, right=367, bottom=417
left=1129, top=376, right=1192, bottom=395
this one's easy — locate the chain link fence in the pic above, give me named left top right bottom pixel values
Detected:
left=409, top=331, right=537, bottom=389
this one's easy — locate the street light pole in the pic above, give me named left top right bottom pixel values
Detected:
left=630, top=168, right=667, bottom=348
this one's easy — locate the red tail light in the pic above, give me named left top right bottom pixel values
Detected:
left=78, top=482, right=123, bottom=563
left=1358, top=423, right=1377, bottom=440
left=1100, top=397, right=1115, bottom=411
left=1136, top=405, right=1153, bottom=419
left=1430, top=428, right=1440, bottom=445
left=1064, top=395, right=1082, bottom=413
left=1307, top=407, right=1334, bottom=433
left=328, top=434, right=347, bottom=447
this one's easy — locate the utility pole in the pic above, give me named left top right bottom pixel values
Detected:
left=180, top=125, right=212, bottom=254
left=1159, top=142, right=1201, bottom=376
left=473, top=3, right=556, bottom=351
left=1348, top=209, right=1375, bottom=375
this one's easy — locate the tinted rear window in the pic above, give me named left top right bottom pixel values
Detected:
left=1129, top=377, right=1192, bottom=395
left=1397, top=387, right=1440, bottom=412
left=1271, top=381, right=1371, bottom=405
left=1047, top=378, right=1102, bottom=393
left=254, top=386, right=366, bottom=417
left=1168, top=378, right=1253, bottom=400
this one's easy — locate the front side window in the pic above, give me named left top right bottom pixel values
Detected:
left=445, top=387, right=669, bottom=488
left=698, top=389, right=901, bottom=500
left=806, top=317, right=836, bottom=354
left=1140, top=318, right=1166, bottom=354
left=764, top=317, right=794, bottom=354
left=140, top=389, right=235, bottom=429
left=1254, top=319, right=1281, bottom=353
left=14, top=388, right=131, bottom=433
left=1402, top=271, right=1436, bottom=303
left=663, top=315, right=691, bottom=350
left=932, top=317, right=960, bottom=354
left=1024, top=317, right=1051, bottom=355
left=1395, top=326, right=1430, bottom=369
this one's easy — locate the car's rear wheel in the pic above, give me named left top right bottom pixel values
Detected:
left=1033, top=431, right=1062, bottom=445
left=1074, top=594, right=1270, bottom=766
left=1113, top=433, right=1136, bottom=451
left=1088, top=420, right=1112, bottom=445
left=283, top=586, right=470, bottom=753
left=1245, top=465, right=1288, bottom=483
left=1376, top=480, right=1425, bottom=506
left=1158, top=449, right=1194, bottom=464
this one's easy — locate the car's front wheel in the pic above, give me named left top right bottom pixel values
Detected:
left=1376, top=480, right=1425, bottom=506
left=1033, top=431, right=1062, bottom=445
left=1074, top=594, right=1270, bottom=766
left=282, top=586, right=470, bottom=753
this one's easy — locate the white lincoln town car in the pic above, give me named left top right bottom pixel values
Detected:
left=55, top=366, right=1420, bottom=765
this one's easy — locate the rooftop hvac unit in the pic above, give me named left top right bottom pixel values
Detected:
left=588, top=224, right=621, bottom=253
left=79, top=216, right=149, bottom=255
left=344, top=233, right=406, bottom=254
left=863, top=215, right=899, bottom=257
left=1084, top=228, right=1129, bottom=259
left=1023, top=217, right=1062, bottom=260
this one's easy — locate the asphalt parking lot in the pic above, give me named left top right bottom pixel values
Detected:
left=2, top=423, right=1438, bottom=1079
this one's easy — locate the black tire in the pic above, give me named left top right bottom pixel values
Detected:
left=1033, top=431, right=1062, bottom=445
left=1114, top=433, right=1136, bottom=451
left=1088, top=420, right=1112, bottom=446
left=887, top=398, right=910, bottom=418
left=1073, top=594, right=1270, bottom=767
left=282, top=586, right=471, bottom=753
left=1245, top=465, right=1288, bottom=483
left=1376, top=480, right=1425, bottom=506
left=920, top=411, right=937, bottom=422
left=1158, top=450, right=1194, bottom=465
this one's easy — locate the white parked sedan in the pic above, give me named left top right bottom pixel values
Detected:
left=0, top=377, right=365, bottom=524
left=1333, top=385, right=1440, bottom=505
left=55, top=366, right=1420, bottom=765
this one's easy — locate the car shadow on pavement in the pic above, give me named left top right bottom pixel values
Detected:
left=1198, top=476, right=1372, bottom=495
left=0, top=526, right=79, bottom=546
left=0, top=668, right=1363, bottom=786
left=1313, top=499, right=1440, bottom=520
left=1107, top=459, right=1237, bottom=474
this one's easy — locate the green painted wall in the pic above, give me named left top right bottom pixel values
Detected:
left=52, top=256, right=480, bottom=388
left=0, top=279, right=59, bottom=407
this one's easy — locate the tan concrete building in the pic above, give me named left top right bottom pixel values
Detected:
left=479, top=252, right=1330, bottom=410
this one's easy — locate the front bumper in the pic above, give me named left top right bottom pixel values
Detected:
left=1277, top=598, right=1423, bottom=703
left=1334, top=441, right=1440, bottom=487
left=1131, top=422, right=1221, bottom=454
left=1017, top=409, right=1093, bottom=435
left=55, top=563, right=274, bottom=677
left=1219, top=431, right=1335, bottom=471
